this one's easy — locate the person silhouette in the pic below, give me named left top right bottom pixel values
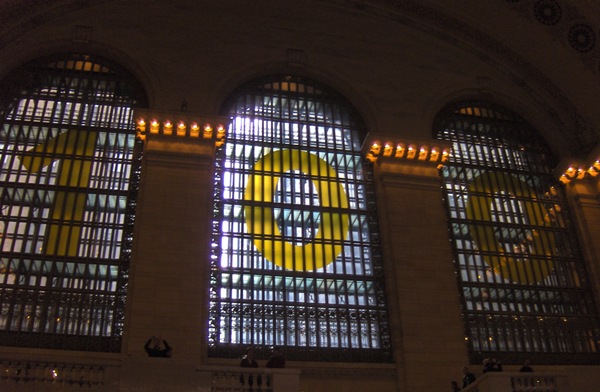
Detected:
left=144, top=336, right=172, bottom=358
left=519, top=358, right=533, bottom=372
left=240, top=347, right=258, bottom=368
left=451, top=380, right=461, bottom=391
left=265, top=346, right=286, bottom=368
left=462, top=367, right=476, bottom=388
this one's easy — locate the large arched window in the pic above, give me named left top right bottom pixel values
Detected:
left=209, top=75, right=392, bottom=362
left=0, top=53, right=147, bottom=351
left=434, top=101, right=600, bottom=364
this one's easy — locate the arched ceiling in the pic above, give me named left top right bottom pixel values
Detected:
left=1, top=0, right=598, bottom=65
left=0, top=0, right=598, bottom=153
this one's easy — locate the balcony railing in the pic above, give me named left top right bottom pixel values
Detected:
left=461, top=371, right=567, bottom=392
left=200, top=366, right=300, bottom=392
left=1, top=359, right=105, bottom=387
left=0, top=355, right=300, bottom=392
left=2, top=353, right=572, bottom=392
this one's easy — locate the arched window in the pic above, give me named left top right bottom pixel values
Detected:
left=434, top=101, right=600, bottom=364
left=0, top=53, right=147, bottom=351
left=209, top=75, right=392, bottom=362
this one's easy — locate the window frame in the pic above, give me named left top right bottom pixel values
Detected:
left=208, top=75, right=393, bottom=363
left=0, top=53, right=147, bottom=352
left=434, top=100, right=600, bottom=365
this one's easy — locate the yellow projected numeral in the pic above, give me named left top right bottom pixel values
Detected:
left=244, top=149, right=350, bottom=271
left=466, top=172, right=556, bottom=284
left=19, top=130, right=97, bottom=257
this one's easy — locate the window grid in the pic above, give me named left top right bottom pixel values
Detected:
left=435, top=101, right=600, bottom=365
left=209, top=76, right=392, bottom=362
left=0, top=54, right=146, bottom=351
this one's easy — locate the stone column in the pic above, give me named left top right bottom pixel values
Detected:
left=564, top=178, right=600, bottom=307
left=364, top=136, right=468, bottom=392
left=121, top=111, right=227, bottom=363
left=556, top=149, right=600, bottom=311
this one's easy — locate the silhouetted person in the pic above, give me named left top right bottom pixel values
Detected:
left=144, top=336, right=172, bottom=358
left=462, top=367, right=476, bottom=389
left=240, top=347, right=259, bottom=368
left=482, top=358, right=502, bottom=373
left=265, top=346, right=286, bottom=368
left=519, top=358, right=533, bottom=372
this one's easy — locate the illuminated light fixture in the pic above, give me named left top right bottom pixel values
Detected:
left=383, top=143, right=393, bottom=156
left=133, top=109, right=228, bottom=147
left=588, top=160, right=600, bottom=177
left=406, top=145, right=417, bottom=159
left=215, top=126, right=226, bottom=147
left=429, top=148, right=439, bottom=162
left=150, top=120, right=160, bottom=134
left=203, top=125, right=213, bottom=139
left=361, top=133, right=452, bottom=169
left=190, top=123, right=200, bottom=137
left=163, top=121, right=173, bottom=135
left=177, top=122, right=186, bottom=136
left=556, top=144, right=600, bottom=184
left=396, top=143, right=405, bottom=158
left=365, top=141, right=381, bottom=162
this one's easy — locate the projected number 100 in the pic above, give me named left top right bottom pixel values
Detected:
left=19, top=130, right=98, bottom=257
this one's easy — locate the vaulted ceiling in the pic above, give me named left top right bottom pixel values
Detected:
left=0, top=0, right=599, bottom=154
left=2, top=0, right=598, bottom=59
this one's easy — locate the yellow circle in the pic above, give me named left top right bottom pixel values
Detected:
left=465, top=172, right=555, bottom=284
left=244, top=149, right=350, bottom=271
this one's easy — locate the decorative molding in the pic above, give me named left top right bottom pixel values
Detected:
left=534, top=0, right=563, bottom=26
left=568, top=23, right=596, bottom=52
left=287, top=48, right=307, bottom=67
